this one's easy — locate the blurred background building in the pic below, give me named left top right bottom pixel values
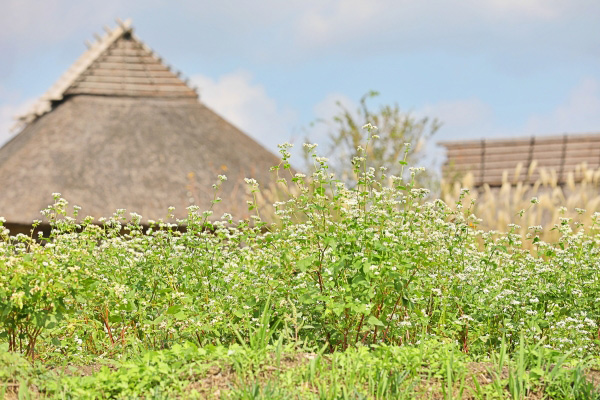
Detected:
left=0, top=20, right=280, bottom=233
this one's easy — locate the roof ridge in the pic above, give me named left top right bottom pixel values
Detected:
left=438, top=131, right=600, bottom=147
left=15, top=19, right=201, bottom=132
left=17, top=19, right=134, bottom=126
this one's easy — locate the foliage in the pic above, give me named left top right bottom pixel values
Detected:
left=1, top=139, right=600, bottom=357
left=0, top=128, right=599, bottom=397
left=304, top=91, right=440, bottom=186
left=1, top=337, right=598, bottom=399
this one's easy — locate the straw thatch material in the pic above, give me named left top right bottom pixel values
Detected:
left=0, top=22, right=282, bottom=225
left=439, top=133, right=600, bottom=187
left=64, top=31, right=198, bottom=99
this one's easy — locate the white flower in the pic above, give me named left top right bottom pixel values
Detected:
left=10, top=291, right=25, bottom=309
left=362, top=123, right=377, bottom=131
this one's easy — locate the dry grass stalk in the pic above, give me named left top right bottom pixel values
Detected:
left=441, top=163, right=600, bottom=245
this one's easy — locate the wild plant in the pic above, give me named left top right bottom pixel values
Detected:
left=0, top=126, right=599, bottom=366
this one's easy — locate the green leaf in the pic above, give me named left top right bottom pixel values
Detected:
left=332, top=306, right=344, bottom=316
left=530, top=367, right=544, bottom=380
left=118, top=302, right=135, bottom=312
left=537, top=320, right=549, bottom=329
left=367, top=315, right=385, bottom=327
left=296, top=256, right=314, bottom=273
left=166, top=305, right=183, bottom=315
left=300, top=294, right=316, bottom=304
left=324, top=237, right=337, bottom=249
left=174, top=311, right=187, bottom=320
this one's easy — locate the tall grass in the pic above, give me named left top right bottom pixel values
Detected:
left=441, top=162, right=600, bottom=244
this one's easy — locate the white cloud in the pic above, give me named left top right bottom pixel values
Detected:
left=309, top=93, right=494, bottom=152
left=522, top=78, right=600, bottom=135
left=291, top=0, right=594, bottom=63
left=483, top=0, right=562, bottom=19
left=0, top=0, right=124, bottom=48
left=191, top=70, right=296, bottom=151
left=413, top=98, right=494, bottom=169
left=302, top=92, right=358, bottom=153
left=313, top=92, right=357, bottom=122
left=1, top=0, right=598, bottom=73
left=419, top=79, right=600, bottom=169
left=295, top=0, right=382, bottom=46
left=415, top=78, right=600, bottom=149
left=420, top=98, right=494, bottom=136
left=307, top=93, right=490, bottom=166
left=421, top=79, right=600, bottom=145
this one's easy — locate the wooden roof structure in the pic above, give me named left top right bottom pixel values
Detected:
left=439, top=133, right=600, bottom=187
left=0, top=20, right=282, bottom=226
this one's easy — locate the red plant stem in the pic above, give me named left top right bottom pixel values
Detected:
left=316, top=267, right=324, bottom=293
left=120, top=326, right=126, bottom=345
left=324, top=329, right=334, bottom=353
left=342, top=310, right=350, bottom=350
left=26, top=326, right=42, bottom=360
left=361, top=329, right=371, bottom=344
left=382, top=295, right=403, bottom=343
left=355, top=314, right=365, bottom=344
left=103, top=307, right=115, bottom=345
left=462, top=323, right=469, bottom=353
left=8, top=329, right=15, bottom=352
left=371, top=302, right=384, bottom=344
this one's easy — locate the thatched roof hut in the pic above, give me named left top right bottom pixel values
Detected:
left=0, top=20, right=282, bottom=230
left=439, top=133, right=600, bottom=187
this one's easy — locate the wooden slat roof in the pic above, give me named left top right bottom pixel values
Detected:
left=439, top=133, right=600, bottom=186
left=18, top=19, right=197, bottom=126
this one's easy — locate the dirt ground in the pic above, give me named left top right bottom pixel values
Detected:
left=3, top=357, right=600, bottom=399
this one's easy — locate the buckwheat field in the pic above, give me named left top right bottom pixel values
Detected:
left=2, top=133, right=600, bottom=399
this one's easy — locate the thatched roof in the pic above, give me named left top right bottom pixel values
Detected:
left=439, top=133, right=600, bottom=187
left=0, top=20, right=282, bottom=225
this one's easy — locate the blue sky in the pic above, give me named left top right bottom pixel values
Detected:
left=1, top=0, right=600, bottom=169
